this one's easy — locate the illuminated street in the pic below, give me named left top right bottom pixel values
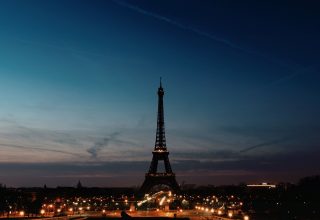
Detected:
left=13, top=210, right=236, bottom=220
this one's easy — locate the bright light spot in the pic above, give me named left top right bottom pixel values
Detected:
left=218, top=210, right=222, bottom=215
left=19, top=211, right=24, bottom=216
left=244, top=215, right=249, bottom=220
left=210, top=208, right=214, bottom=213
left=159, top=196, right=166, bottom=206
left=40, top=209, right=45, bottom=215
left=228, top=212, right=233, bottom=218
left=57, top=209, right=61, bottom=213
left=69, top=208, right=73, bottom=212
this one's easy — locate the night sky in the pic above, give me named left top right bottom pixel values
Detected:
left=0, top=0, right=319, bottom=187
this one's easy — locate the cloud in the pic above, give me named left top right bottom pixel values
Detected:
left=0, top=119, right=89, bottom=162
left=173, top=150, right=239, bottom=162
left=0, top=143, right=81, bottom=157
left=1, top=150, right=319, bottom=186
left=219, top=125, right=284, bottom=138
left=219, top=125, right=320, bottom=152
left=0, top=118, right=147, bottom=162
left=239, top=138, right=289, bottom=153
left=86, top=132, right=120, bottom=159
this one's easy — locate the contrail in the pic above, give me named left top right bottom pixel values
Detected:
left=269, top=65, right=316, bottom=86
left=111, top=0, right=255, bottom=54
left=0, top=143, right=81, bottom=157
left=112, top=0, right=316, bottom=80
left=239, top=138, right=288, bottom=153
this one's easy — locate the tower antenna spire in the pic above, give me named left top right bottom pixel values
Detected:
left=160, top=77, right=162, bottom=88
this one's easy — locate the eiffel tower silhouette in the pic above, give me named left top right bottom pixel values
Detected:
left=139, top=79, right=180, bottom=195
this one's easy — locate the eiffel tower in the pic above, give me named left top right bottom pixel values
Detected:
left=139, top=79, right=180, bottom=195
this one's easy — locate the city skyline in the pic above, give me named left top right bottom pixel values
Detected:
left=0, top=0, right=320, bottom=187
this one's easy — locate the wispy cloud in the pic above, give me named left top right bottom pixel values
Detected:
left=0, top=143, right=80, bottom=157
left=1, top=150, right=319, bottom=186
left=0, top=119, right=88, bottom=162
left=219, top=125, right=320, bottom=152
left=0, top=118, right=148, bottom=162
left=86, top=132, right=120, bottom=159
left=239, top=138, right=289, bottom=153
left=174, top=150, right=239, bottom=162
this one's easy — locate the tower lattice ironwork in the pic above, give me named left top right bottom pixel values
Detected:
left=139, top=79, right=180, bottom=195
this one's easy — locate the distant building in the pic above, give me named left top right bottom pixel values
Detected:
left=77, top=180, right=83, bottom=189
left=247, top=182, right=276, bottom=188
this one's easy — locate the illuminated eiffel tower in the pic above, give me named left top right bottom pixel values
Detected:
left=139, top=79, right=180, bottom=195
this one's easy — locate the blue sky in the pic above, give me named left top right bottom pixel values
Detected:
left=0, top=0, right=319, bottom=187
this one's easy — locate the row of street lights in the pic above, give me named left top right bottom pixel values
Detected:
left=195, top=206, right=249, bottom=220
